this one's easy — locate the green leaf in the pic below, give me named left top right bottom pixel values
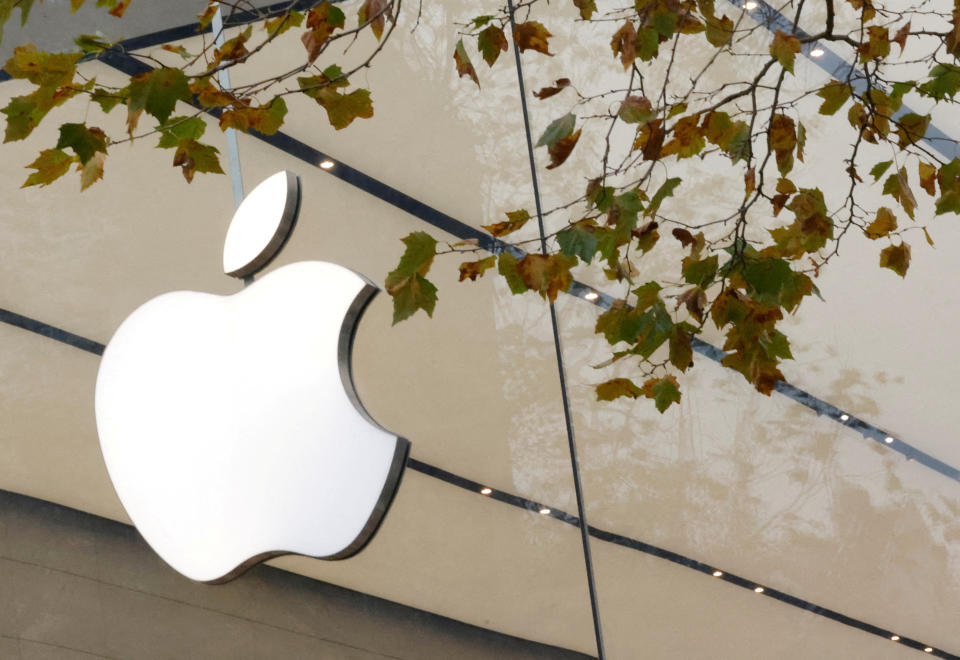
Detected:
left=741, top=257, right=795, bottom=307
left=645, top=177, right=681, bottom=217
left=557, top=221, right=599, bottom=263
left=682, top=254, right=718, bottom=287
left=21, top=148, right=73, bottom=187
left=816, top=82, right=851, bottom=115
left=641, top=375, right=681, bottom=412
left=385, top=232, right=439, bottom=323
left=618, top=95, right=654, bottom=124
left=497, top=252, right=529, bottom=294
left=770, top=30, right=802, bottom=74
left=596, top=377, right=642, bottom=401
left=869, top=160, right=892, bottom=181
left=55, top=122, right=107, bottom=164
left=632, top=281, right=663, bottom=312
left=127, top=68, right=191, bottom=127
left=879, top=242, right=910, bottom=277
left=172, top=139, right=223, bottom=182
left=157, top=116, right=207, bottom=147
left=918, top=63, right=960, bottom=100
left=536, top=113, right=575, bottom=148
left=477, top=25, right=507, bottom=67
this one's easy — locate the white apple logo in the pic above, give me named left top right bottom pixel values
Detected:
left=95, top=171, right=409, bottom=583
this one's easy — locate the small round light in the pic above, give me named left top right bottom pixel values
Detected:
left=885, top=436, right=895, bottom=444
left=810, top=47, right=825, bottom=58
left=754, top=586, right=764, bottom=593
left=539, top=507, right=551, bottom=515
left=480, top=487, right=492, bottom=495
left=891, top=635, right=900, bottom=641
left=744, top=0, right=758, bottom=8
left=584, top=291, right=599, bottom=301
left=840, top=414, right=849, bottom=421
left=713, top=570, right=723, bottom=577
left=925, top=648, right=934, bottom=653
left=319, top=159, right=335, bottom=170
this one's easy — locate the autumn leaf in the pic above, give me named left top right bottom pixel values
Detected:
left=453, top=39, right=479, bottom=88
left=864, top=207, right=897, bottom=239
left=859, top=25, right=890, bottom=62
left=668, top=323, right=695, bottom=371
left=534, top=78, right=571, bottom=100
left=385, top=232, right=438, bottom=323
left=477, top=25, right=507, bottom=67
left=816, top=82, right=851, bottom=115
left=879, top=242, right=910, bottom=277
left=641, top=375, right=681, bottom=412
left=458, top=256, right=497, bottom=281
left=704, top=14, right=734, bottom=47
left=918, top=161, right=937, bottom=195
left=299, top=67, right=374, bottom=130
left=618, top=95, right=653, bottom=124
left=660, top=115, right=705, bottom=159
left=22, top=148, right=73, bottom=188
left=301, top=2, right=345, bottom=61
left=79, top=150, right=106, bottom=190
left=882, top=167, right=917, bottom=219
left=895, top=113, right=930, bottom=148
left=768, top=113, right=797, bottom=175
left=265, top=9, right=304, bottom=36
left=4, top=45, right=81, bottom=87
left=513, top=21, right=552, bottom=55
left=219, top=97, right=288, bottom=135
left=482, top=209, right=531, bottom=237
left=610, top=20, right=636, bottom=70
left=516, top=253, right=576, bottom=303
left=770, top=30, right=802, bottom=74
left=211, top=26, right=251, bottom=67
left=546, top=129, right=581, bottom=169
left=573, top=0, right=596, bottom=20
left=172, top=139, right=223, bottom=182
left=892, top=21, right=911, bottom=51
left=596, top=378, right=641, bottom=401
left=358, top=0, right=392, bottom=41
left=645, top=177, right=681, bottom=217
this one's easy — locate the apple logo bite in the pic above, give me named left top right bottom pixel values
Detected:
left=95, top=171, right=409, bottom=583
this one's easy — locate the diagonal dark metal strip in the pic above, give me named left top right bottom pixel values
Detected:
left=0, top=306, right=955, bottom=658
left=0, top=307, right=105, bottom=355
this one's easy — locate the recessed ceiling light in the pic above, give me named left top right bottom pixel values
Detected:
left=584, top=291, right=599, bottom=301
left=539, top=507, right=551, bottom=515
left=925, top=648, right=934, bottom=653
left=319, top=159, right=335, bottom=170
left=754, top=586, right=764, bottom=593
left=810, top=47, right=825, bottom=58
left=885, top=436, right=895, bottom=444
left=840, top=414, right=849, bottom=421
left=891, top=635, right=900, bottom=641
left=480, top=487, right=492, bottom=495
left=744, top=0, right=758, bottom=8
left=713, top=570, right=723, bottom=577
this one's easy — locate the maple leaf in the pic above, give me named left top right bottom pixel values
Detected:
left=879, top=242, right=910, bottom=277
left=385, top=232, right=438, bottom=323
left=458, top=256, right=496, bottom=282
left=546, top=129, right=581, bottom=169
left=453, top=39, right=479, bottom=88
left=358, top=0, right=392, bottom=41
left=618, top=95, right=653, bottom=124
left=573, top=0, right=596, bottom=20
left=770, top=30, right=802, bottom=74
left=513, top=21, right=552, bottom=55
left=596, top=378, right=642, bottom=401
left=557, top=220, right=599, bottom=263
left=299, top=68, right=374, bottom=130
left=127, top=68, right=191, bottom=129
left=864, top=207, right=897, bottom=239
left=660, top=115, right=705, bottom=159
left=641, top=375, right=681, bottom=412
left=859, top=25, right=890, bottom=62
left=918, top=161, right=937, bottom=196
left=264, top=9, right=304, bottom=36
left=220, top=97, right=288, bottom=136
left=56, top=122, right=107, bottom=164
left=645, top=177, right=681, bottom=217
left=882, top=167, right=917, bottom=219
left=79, top=150, right=106, bottom=190
left=669, top=324, right=695, bottom=371
left=477, top=25, right=507, bottom=67
left=301, top=2, right=345, bottom=61
left=892, top=21, right=911, bottom=52
left=172, top=139, right=223, bottom=183
left=4, top=45, right=81, bottom=87
left=482, top=209, right=530, bottom=237
left=705, top=14, right=733, bottom=47
left=534, top=78, right=571, bottom=100
left=516, top=253, right=576, bottom=303
left=816, top=82, right=851, bottom=115
left=610, top=20, right=636, bottom=70
left=22, top=148, right=73, bottom=188
left=896, top=113, right=930, bottom=148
